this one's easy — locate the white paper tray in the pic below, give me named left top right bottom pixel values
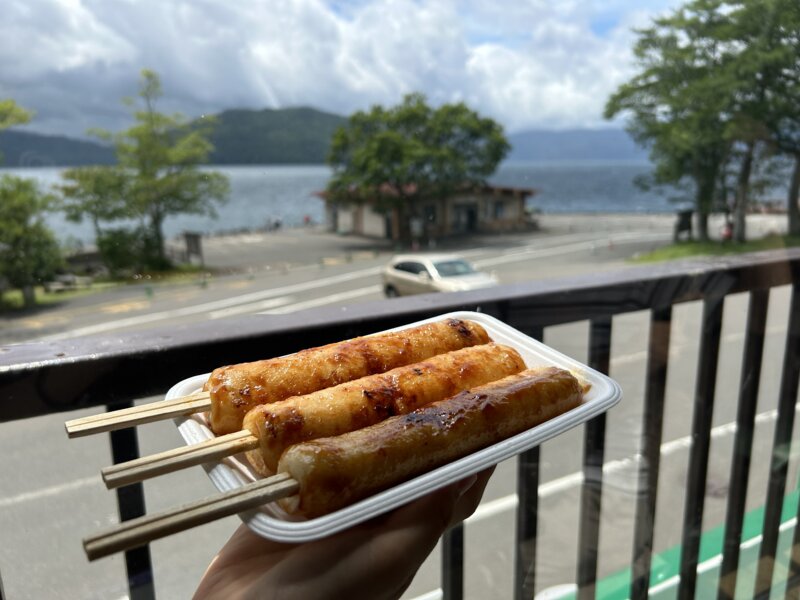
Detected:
left=170, top=311, right=622, bottom=542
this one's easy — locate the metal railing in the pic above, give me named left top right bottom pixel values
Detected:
left=2, top=248, right=800, bottom=599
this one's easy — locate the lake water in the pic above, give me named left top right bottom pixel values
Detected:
left=1, top=161, right=671, bottom=243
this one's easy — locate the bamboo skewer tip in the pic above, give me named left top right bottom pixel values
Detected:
left=100, top=430, right=259, bottom=489
left=83, top=473, right=299, bottom=561
left=64, top=392, right=211, bottom=438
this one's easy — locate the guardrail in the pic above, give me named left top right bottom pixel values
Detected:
left=2, top=248, right=800, bottom=599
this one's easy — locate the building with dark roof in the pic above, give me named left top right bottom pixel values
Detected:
left=318, top=184, right=538, bottom=240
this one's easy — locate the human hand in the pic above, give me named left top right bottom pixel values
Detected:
left=194, top=467, right=494, bottom=600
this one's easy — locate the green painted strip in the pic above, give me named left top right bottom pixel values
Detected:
left=550, top=491, right=800, bottom=600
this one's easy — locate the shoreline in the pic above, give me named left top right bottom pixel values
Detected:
left=181, top=212, right=789, bottom=274
left=187, top=211, right=788, bottom=241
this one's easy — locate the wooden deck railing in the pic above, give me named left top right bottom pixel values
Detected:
left=2, top=248, right=799, bottom=599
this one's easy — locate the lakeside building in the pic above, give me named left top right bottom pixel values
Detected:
left=317, top=184, right=538, bottom=241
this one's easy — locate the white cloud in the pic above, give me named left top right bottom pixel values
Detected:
left=0, top=0, right=681, bottom=138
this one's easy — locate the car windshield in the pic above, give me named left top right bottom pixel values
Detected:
left=433, top=260, right=476, bottom=277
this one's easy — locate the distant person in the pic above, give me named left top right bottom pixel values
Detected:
left=304, top=214, right=312, bottom=226
left=674, top=208, right=693, bottom=242
left=721, top=215, right=733, bottom=242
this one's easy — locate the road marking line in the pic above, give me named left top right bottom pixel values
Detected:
left=4, top=403, right=793, bottom=539
left=208, top=296, right=294, bottom=319
left=467, top=493, right=519, bottom=523
left=261, top=285, right=382, bottom=314
left=530, top=515, right=799, bottom=600
left=408, top=590, right=443, bottom=600
left=473, top=233, right=668, bottom=268
left=0, top=475, right=99, bottom=509
left=645, top=517, right=797, bottom=597
left=36, top=268, right=383, bottom=341
left=412, top=405, right=798, bottom=600
left=463, top=403, right=798, bottom=527
left=31, top=231, right=666, bottom=341
left=101, top=300, right=151, bottom=314
left=610, top=324, right=789, bottom=369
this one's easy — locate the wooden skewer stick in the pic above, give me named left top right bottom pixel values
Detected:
left=102, top=430, right=260, bottom=489
left=66, top=391, right=210, bottom=427
left=84, top=472, right=299, bottom=561
left=65, top=392, right=212, bottom=438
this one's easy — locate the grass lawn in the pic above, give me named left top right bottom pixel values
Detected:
left=632, top=234, right=800, bottom=263
left=0, top=283, right=116, bottom=311
left=0, top=265, right=212, bottom=313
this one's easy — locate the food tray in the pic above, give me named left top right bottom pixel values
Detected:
left=171, top=311, right=622, bottom=542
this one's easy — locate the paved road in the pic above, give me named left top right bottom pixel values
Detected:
left=1, top=214, right=797, bottom=599
left=3, top=227, right=672, bottom=344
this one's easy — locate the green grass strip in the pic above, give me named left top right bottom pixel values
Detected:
left=551, top=490, right=799, bottom=599
left=632, top=235, right=800, bottom=264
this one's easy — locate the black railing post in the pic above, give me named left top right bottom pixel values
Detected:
left=515, top=448, right=540, bottom=600
left=442, top=524, right=464, bottom=600
left=514, top=325, right=544, bottom=600
left=754, top=282, right=800, bottom=597
left=717, top=289, right=769, bottom=600
left=678, top=295, right=724, bottom=600
left=630, top=306, right=673, bottom=600
left=789, top=534, right=800, bottom=597
left=108, top=405, right=155, bottom=600
left=576, top=317, right=612, bottom=600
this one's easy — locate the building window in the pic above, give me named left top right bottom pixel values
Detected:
left=424, top=204, right=437, bottom=224
left=494, top=200, right=505, bottom=219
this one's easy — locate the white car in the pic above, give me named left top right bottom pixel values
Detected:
left=381, top=254, right=498, bottom=297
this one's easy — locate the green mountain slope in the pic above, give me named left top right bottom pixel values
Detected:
left=206, top=107, right=345, bottom=165
left=1, top=109, right=650, bottom=168
left=0, top=130, right=115, bottom=167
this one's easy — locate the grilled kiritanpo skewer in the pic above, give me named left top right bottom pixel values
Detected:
left=65, top=318, right=491, bottom=438
left=101, top=343, right=526, bottom=488
left=84, top=367, right=584, bottom=560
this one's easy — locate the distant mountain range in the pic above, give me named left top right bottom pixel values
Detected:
left=0, top=107, right=648, bottom=167
left=207, top=107, right=345, bottom=164
left=507, top=128, right=647, bottom=162
left=0, top=130, right=115, bottom=167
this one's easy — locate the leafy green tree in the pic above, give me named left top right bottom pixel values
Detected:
left=95, top=227, right=153, bottom=277
left=605, top=0, right=735, bottom=242
left=715, top=0, right=800, bottom=240
left=609, top=0, right=800, bottom=242
left=0, top=99, right=33, bottom=163
left=83, top=69, right=229, bottom=269
left=326, top=93, right=509, bottom=241
left=725, top=0, right=800, bottom=235
left=0, top=99, right=32, bottom=130
left=57, top=166, right=129, bottom=239
left=0, top=176, right=62, bottom=307
left=0, top=101, right=62, bottom=307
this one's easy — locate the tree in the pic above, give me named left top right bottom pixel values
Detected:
left=0, top=100, right=62, bottom=308
left=608, top=0, right=800, bottom=242
left=605, top=0, right=736, bottom=242
left=0, top=176, right=62, bottom=308
left=724, top=0, right=800, bottom=235
left=79, top=69, right=229, bottom=269
left=715, top=0, right=800, bottom=241
left=58, top=166, right=129, bottom=239
left=0, top=99, right=32, bottom=130
left=0, top=99, right=33, bottom=163
left=326, top=93, right=509, bottom=241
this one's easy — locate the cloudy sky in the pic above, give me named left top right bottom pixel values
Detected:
left=2, top=0, right=680, bottom=139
